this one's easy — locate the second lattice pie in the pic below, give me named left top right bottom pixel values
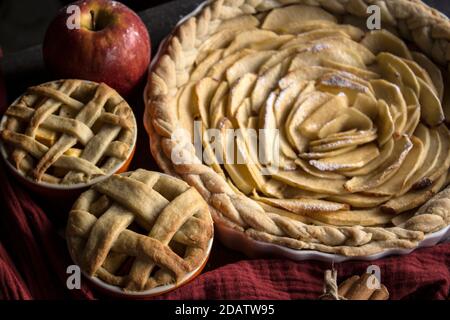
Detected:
left=66, top=169, right=214, bottom=293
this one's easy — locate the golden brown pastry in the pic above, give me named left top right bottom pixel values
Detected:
left=0, top=79, right=136, bottom=185
left=66, top=169, right=213, bottom=292
left=145, top=0, right=450, bottom=256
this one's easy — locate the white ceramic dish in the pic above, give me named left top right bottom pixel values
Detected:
left=216, top=222, right=450, bottom=262
left=145, top=0, right=450, bottom=262
left=80, top=238, right=213, bottom=298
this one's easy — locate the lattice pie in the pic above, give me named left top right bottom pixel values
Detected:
left=66, top=169, right=213, bottom=292
left=145, top=0, right=450, bottom=256
left=0, top=79, right=136, bottom=185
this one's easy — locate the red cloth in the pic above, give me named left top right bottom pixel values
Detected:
left=0, top=163, right=449, bottom=300
left=0, top=243, right=31, bottom=300
left=0, top=48, right=7, bottom=114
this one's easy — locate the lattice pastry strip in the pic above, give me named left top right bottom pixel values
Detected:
left=9, top=80, right=81, bottom=172
left=0, top=79, right=136, bottom=184
left=66, top=169, right=213, bottom=292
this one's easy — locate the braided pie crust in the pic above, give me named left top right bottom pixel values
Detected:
left=145, top=0, right=450, bottom=256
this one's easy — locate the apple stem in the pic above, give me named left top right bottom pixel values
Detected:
left=90, top=10, right=96, bottom=31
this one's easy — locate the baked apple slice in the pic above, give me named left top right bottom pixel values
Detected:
left=412, top=51, right=444, bottom=101
left=400, top=124, right=432, bottom=191
left=296, top=158, right=345, bottom=180
left=191, top=50, right=223, bottom=81
left=273, top=170, right=347, bottom=195
left=249, top=35, right=294, bottom=51
left=344, top=135, right=413, bottom=192
left=208, top=49, right=250, bottom=81
left=300, top=146, right=358, bottom=160
left=382, top=173, right=448, bottom=214
left=262, top=5, right=336, bottom=31
left=280, top=66, right=333, bottom=88
left=309, top=130, right=377, bottom=153
left=223, top=29, right=278, bottom=56
left=318, top=73, right=374, bottom=104
left=306, top=208, right=393, bottom=226
left=254, top=194, right=349, bottom=215
left=276, top=20, right=336, bottom=34
left=377, top=52, right=420, bottom=95
left=405, top=108, right=421, bottom=137
left=417, top=77, right=444, bottom=126
left=403, top=57, right=440, bottom=99
left=417, top=125, right=450, bottom=186
left=194, top=77, right=219, bottom=128
left=252, top=63, right=285, bottom=112
left=209, top=81, right=228, bottom=128
left=376, top=100, right=395, bottom=145
left=283, top=24, right=364, bottom=41
left=360, top=29, right=412, bottom=59
left=327, top=193, right=391, bottom=209
left=286, top=91, right=332, bottom=152
left=365, top=137, right=425, bottom=196
left=353, top=93, right=379, bottom=120
left=343, top=139, right=394, bottom=176
left=309, top=143, right=380, bottom=172
left=226, top=51, right=273, bottom=84
left=321, top=59, right=379, bottom=80
left=299, top=94, right=349, bottom=139
left=227, top=73, right=257, bottom=117
left=317, top=108, right=373, bottom=138
left=371, top=79, right=407, bottom=134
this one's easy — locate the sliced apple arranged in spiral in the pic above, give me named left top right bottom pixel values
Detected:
left=174, top=4, right=450, bottom=226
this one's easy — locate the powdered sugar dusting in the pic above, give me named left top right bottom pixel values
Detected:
left=314, top=139, right=353, bottom=150
left=308, top=43, right=330, bottom=53
left=309, top=159, right=353, bottom=171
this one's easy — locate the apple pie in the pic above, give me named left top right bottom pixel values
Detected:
left=145, top=0, right=450, bottom=256
left=66, top=169, right=213, bottom=292
left=0, top=79, right=136, bottom=185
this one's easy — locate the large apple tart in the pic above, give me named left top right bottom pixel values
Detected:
left=0, top=79, right=136, bottom=185
left=145, top=0, right=450, bottom=256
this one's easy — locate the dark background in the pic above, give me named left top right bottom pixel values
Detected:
left=0, top=0, right=446, bottom=54
left=0, top=0, right=174, bottom=54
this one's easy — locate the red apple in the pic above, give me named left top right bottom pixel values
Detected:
left=43, top=0, right=151, bottom=97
